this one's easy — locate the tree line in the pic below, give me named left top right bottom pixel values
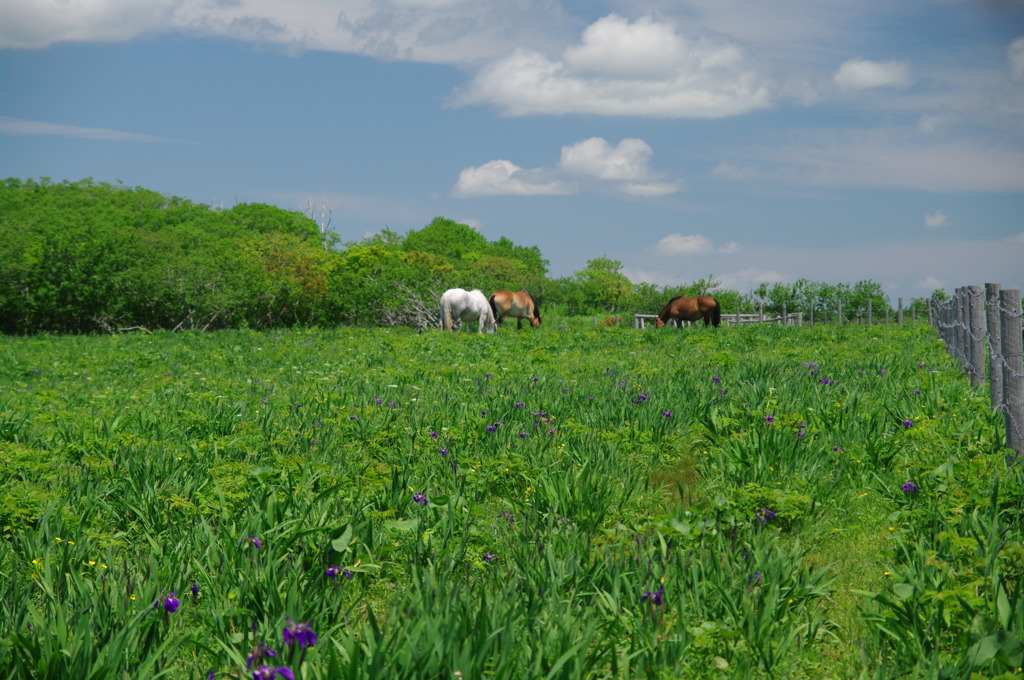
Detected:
left=0, top=178, right=936, bottom=334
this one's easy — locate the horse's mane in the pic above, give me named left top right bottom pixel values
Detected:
left=657, top=297, right=682, bottom=321
left=524, top=291, right=540, bottom=315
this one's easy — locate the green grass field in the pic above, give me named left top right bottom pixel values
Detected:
left=1, top=323, right=1021, bottom=679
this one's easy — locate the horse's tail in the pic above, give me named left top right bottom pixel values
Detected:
left=484, top=301, right=497, bottom=333
left=712, top=299, right=722, bottom=327
left=488, top=293, right=498, bottom=319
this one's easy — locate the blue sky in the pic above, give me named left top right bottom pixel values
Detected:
left=2, top=0, right=1023, bottom=304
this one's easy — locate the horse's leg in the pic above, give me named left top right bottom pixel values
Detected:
left=517, top=317, right=522, bottom=330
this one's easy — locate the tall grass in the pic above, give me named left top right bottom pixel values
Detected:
left=0, top=323, right=1020, bottom=678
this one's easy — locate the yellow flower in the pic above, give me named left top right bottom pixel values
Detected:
left=88, top=560, right=97, bottom=566
left=55, top=537, right=63, bottom=542
left=129, top=594, right=136, bottom=601
left=858, top=492, right=869, bottom=498
left=32, top=558, right=42, bottom=566
left=888, top=526, right=895, bottom=532
left=884, top=571, right=892, bottom=576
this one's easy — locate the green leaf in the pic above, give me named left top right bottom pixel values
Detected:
left=331, top=524, right=353, bottom=553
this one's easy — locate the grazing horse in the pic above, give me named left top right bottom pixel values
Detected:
left=655, top=295, right=722, bottom=328
left=440, top=288, right=497, bottom=334
left=488, top=290, right=542, bottom=329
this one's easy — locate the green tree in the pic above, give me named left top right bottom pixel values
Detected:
left=402, top=217, right=488, bottom=263
left=575, top=257, right=632, bottom=313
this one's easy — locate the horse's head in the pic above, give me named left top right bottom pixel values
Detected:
left=654, top=317, right=666, bottom=328
left=530, top=314, right=541, bottom=327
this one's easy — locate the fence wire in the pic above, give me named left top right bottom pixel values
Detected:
left=931, top=285, right=1024, bottom=452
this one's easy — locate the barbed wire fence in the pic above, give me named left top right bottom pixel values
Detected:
left=931, top=283, right=1024, bottom=455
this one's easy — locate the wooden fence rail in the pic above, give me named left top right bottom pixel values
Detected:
left=932, top=283, right=1024, bottom=454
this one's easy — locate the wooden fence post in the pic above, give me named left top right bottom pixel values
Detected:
left=898, top=298, right=904, bottom=327
left=867, top=299, right=872, bottom=326
left=837, top=299, right=843, bottom=325
left=758, top=303, right=764, bottom=322
left=986, top=283, right=1003, bottom=413
left=966, top=285, right=985, bottom=389
left=782, top=303, right=788, bottom=325
left=999, top=288, right=1023, bottom=454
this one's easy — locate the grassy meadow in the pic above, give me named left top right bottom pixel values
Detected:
left=0, top=321, right=1021, bottom=679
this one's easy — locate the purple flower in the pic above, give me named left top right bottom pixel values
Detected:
left=413, top=493, right=428, bottom=506
left=764, top=415, right=774, bottom=425
left=375, top=397, right=383, bottom=405
left=833, top=445, right=845, bottom=453
left=641, top=585, right=664, bottom=606
left=343, top=569, right=352, bottom=579
left=481, top=409, right=489, bottom=416
left=797, top=430, right=806, bottom=438
left=241, top=536, right=262, bottom=550
left=902, top=419, right=914, bottom=428
left=429, top=430, right=439, bottom=439
left=387, top=401, right=397, bottom=408
left=252, top=666, right=294, bottom=680
left=810, top=369, right=820, bottom=375
left=518, top=431, right=528, bottom=439
left=159, top=592, right=180, bottom=613
left=484, top=552, right=497, bottom=563
left=497, top=511, right=515, bottom=523
left=439, top=447, right=448, bottom=456
left=191, top=583, right=200, bottom=597
left=712, top=376, right=721, bottom=383
left=757, top=508, right=777, bottom=524
left=349, top=414, right=358, bottom=420
left=282, top=619, right=317, bottom=648
left=484, top=373, right=492, bottom=379
left=901, top=481, right=919, bottom=494
left=246, top=643, right=277, bottom=670
left=632, top=393, right=648, bottom=404
left=912, top=390, right=922, bottom=396
left=514, top=401, right=524, bottom=408
left=879, top=369, right=887, bottom=375
left=486, top=424, right=497, bottom=432
left=662, top=411, right=672, bottom=418
left=326, top=565, right=341, bottom=579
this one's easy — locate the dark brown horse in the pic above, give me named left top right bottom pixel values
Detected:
left=655, top=295, right=721, bottom=328
left=488, top=290, right=542, bottom=329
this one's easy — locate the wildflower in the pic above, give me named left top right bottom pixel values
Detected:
left=902, top=419, right=914, bottom=428
left=439, top=447, right=448, bottom=456
left=757, top=508, right=777, bottom=523
left=191, top=583, right=200, bottom=597
left=251, top=666, right=294, bottom=680
left=247, top=643, right=277, bottom=670
left=326, top=565, right=342, bottom=579
left=159, top=592, right=180, bottom=613
left=632, top=393, right=648, bottom=404
left=283, top=619, right=317, bottom=648
left=486, top=424, right=497, bottom=432
left=387, top=401, right=397, bottom=408
left=514, top=401, right=524, bottom=408
left=641, top=585, right=664, bottom=606
left=662, top=411, right=672, bottom=418
left=343, top=569, right=352, bottom=579
left=497, top=511, right=515, bottom=523
left=481, top=409, right=488, bottom=416
left=749, top=571, right=762, bottom=584
left=879, top=369, right=887, bottom=375
left=833, top=445, right=845, bottom=452
left=484, top=552, right=497, bottom=563
left=484, top=373, right=492, bottom=379
left=241, top=536, right=262, bottom=550
left=413, top=493, right=428, bottom=506
left=429, top=430, right=439, bottom=439
left=901, top=481, right=919, bottom=494
left=912, top=390, right=922, bottom=395
left=375, top=397, right=383, bottom=405
left=764, top=415, right=774, bottom=425
left=349, top=414, right=357, bottom=420
left=518, top=431, right=528, bottom=439
left=712, top=376, right=721, bottom=383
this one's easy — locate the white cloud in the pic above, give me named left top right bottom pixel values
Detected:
left=0, top=116, right=186, bottom=143
left=833, top=58, right=911, bottom=90
left=454, top=136, right=682, bottom=198
left=452, top=14, right=772, bottom=118
left=916, top=276, right=945, bottom=292
left=924, top=210, right=948, bottom=228
left=0, top=0, right=175, bottom=48
left=1010, top=37, right=1024, bottom=79
left=657, top=233, right=740, bottom=256
left=560, top=137, right=654, bottom=181
left=452, top=160, right=569, bottom=198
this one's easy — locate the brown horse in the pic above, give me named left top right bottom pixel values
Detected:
left=488, top=290, right=542, bottom=329
left=655, top=295, right=721, bottom=328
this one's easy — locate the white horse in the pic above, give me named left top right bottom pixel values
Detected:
left=439, top=288, right=497, bottom=334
